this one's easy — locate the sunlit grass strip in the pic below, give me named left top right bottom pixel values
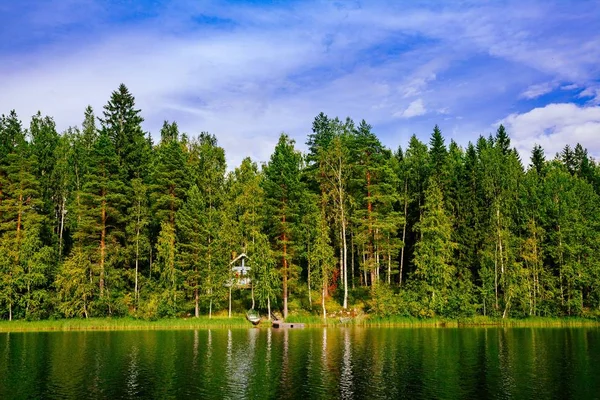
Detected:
left=457, top=316, right=600, bottom=327
left=360, top=316, right=456, bottom=327
left=287, top=315, right=600, bottom=327
left=0, top=316, right=252, bottom=332
left=1, top=315, right=598, bottom=332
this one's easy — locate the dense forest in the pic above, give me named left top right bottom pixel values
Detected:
left=1, top=83, right=599, bottom=321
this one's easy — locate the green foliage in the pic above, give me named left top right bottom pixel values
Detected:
left=2, top=87, right=600, bottom=323
left=156, top=221, right=179, bottom=315
left=413, top=177, right=456, bottom=313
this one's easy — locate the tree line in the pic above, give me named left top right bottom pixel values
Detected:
left=1, top=83, right=599, bottom=321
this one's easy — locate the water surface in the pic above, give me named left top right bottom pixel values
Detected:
left=0, top=327, right=598, bottom=399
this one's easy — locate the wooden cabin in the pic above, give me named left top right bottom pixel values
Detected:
left=229, top=252, right=251, bottom=288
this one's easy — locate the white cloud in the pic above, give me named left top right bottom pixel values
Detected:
left=520, top=82, right=556, bottom=99
left=500, top=103, right=600, bottom=161
left=578, top=86, right=600, bottom=104
left=1, top=0, right=600, bottom=168
left=395, top=99, right=426, bottom=119
left=561, top=84, right=579, bottom=91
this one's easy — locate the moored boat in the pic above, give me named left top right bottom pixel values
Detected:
left=246, top=309, right=261, bottom=325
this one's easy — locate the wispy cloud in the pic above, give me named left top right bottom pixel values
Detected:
left=520, top=82, right=557, bottom=99
left=395, top=99, right=426, bottom=119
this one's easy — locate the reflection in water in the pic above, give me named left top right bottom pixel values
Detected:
left=207, top=328, right=212, bottom=360
left=125, top=343, right=139, bottom=397
left=0, top=327, right=599, bottom=399
left=340, top=329, right=353, bottom=399
left=193, top=329, right=199, bottom=366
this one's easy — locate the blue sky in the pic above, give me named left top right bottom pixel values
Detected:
left=1, top=0, right=600, bottom=167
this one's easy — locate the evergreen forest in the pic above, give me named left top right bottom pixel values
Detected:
left=1, top=83, right=600, bottom=321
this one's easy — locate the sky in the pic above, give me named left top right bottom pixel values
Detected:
left=1, top=0, right=599, bottom=168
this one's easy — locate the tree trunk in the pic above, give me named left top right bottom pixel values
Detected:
left=100, top=196, right=106, bottom=297
left=308, top=241, right=312, bottom=308
left=351, top=233, right=355, bottom=289
left=341, top=208, right=348, bottom=309
left=339, top=229, right=344, bottom=290
left=322, top=280, right=327, bottom=320
left=387, top=244, right=392, bottom=285
left=282, top=213, right=288, bottom=320
left=494, top=240, right=498, bottom=310
left=149, top=246, right=152, bottom=279
left=134, top=220, right=140, bottom=307
left=228, top=285, right=232, bottom=318
left=59, top=196, right=66, bottom=260
left=251, top=282, right=255, bottom=310
left=399, top=178, right=408, bottom=286
left=195, top=286, right=199, bottom=318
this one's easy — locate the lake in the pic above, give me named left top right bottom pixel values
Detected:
left=0, top=327, right=598, bottom=399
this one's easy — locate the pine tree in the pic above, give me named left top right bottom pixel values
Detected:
left=262, top=133, right=303, bottom=319
left=126, top=178, right=150, bottom=308
left=78, top=130, right=127, bottom=309
left=403, top=135, right=430, bottom=279
left=186, top=133, right=227, bottom=317
left=0, top=122, right=49, bottom=320
left=29, top=112, right=59, bottom=225
left=51, top=134, right=72, bottom=260
left=177, top=185, right=206, bottom=317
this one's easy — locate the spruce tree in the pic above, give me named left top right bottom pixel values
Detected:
left=151, top=122, right=189, bottom=227
left=530, top=144, right=546, bottom=176
left=428, top=125, right=448, bottom=180
left=413, top=177, right=456, bottom=314
left=99, top=84, right=148, bottom=180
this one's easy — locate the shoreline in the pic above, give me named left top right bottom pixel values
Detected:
left=0, top=315, right=598, bottom=332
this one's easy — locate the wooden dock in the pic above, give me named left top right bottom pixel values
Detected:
left=272, top=321, right=305, bottom=329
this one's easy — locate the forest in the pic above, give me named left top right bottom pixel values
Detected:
left=1, top=83, right=599, bottom=322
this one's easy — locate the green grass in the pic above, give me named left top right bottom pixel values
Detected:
left=287, top=313, right=600, bottom=327
left=0, top=315, right=598, bottom=332
left=456, top=315, right=600, bottom=327
left=0, top=316, right=252, bottom=332
left=360, top=316, right=456, bottom=327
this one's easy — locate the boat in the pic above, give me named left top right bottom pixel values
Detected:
left=246, top=309, right=261, bottom=325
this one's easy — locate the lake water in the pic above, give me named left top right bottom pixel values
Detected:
left=0, top=327, right=598, bottom=399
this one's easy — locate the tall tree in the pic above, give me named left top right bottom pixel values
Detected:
left=413, top=178, right=456, bottom=314
left=151, top=122, right=189, bottom=227
left=263, top=134, right=303, bottom=319
left=79, top=130, right=127, bottom=309
left=99, top=84, right=149, bottom=180
left=309, top=198, right=336, bottom=319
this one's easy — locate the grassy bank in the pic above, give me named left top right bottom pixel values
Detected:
left=0, top=315, right=598, bottom=332
left=288, top=314, right=600, bottom=327
left=0, top=316, right=252, bottom=332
